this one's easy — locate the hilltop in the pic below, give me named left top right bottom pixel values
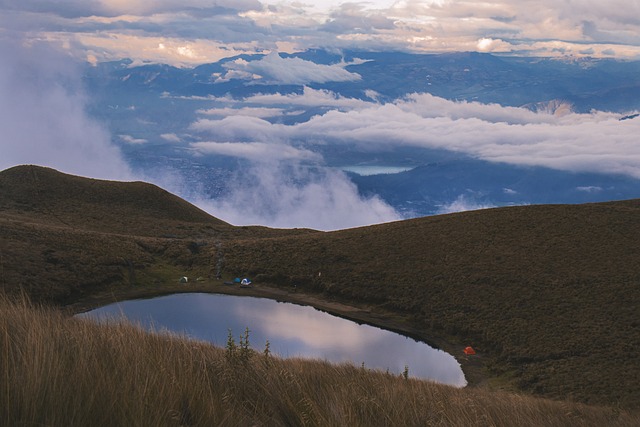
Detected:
left=0, top=165, right=311, bottom=302
left=0, top=164, right=230, bottom=236
left=1, top=165, right=639, bottom=409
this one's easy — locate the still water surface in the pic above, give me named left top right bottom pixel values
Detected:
left=79, top=293, right=465, bottom=386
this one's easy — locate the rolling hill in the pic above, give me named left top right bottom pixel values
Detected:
left=1, top=165, right=638, bottom=409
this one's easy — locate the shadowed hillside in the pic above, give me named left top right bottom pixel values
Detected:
left=1, top=165, right=639, bottom=409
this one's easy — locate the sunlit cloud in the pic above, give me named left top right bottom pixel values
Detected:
left=50, top=32, right=263, bottom=66
left=2, top=0, right=639, bottom=64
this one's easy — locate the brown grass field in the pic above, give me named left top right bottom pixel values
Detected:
left=1, top=164, right=639, bottom=423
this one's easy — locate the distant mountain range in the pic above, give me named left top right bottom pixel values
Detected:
left=86, top=50, right=640, bottom=112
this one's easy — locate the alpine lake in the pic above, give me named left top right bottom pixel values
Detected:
left=78, top=292, right=466, bottom=386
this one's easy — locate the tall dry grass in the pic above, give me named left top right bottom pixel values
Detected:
left=1, top=295, right=637, bottom=427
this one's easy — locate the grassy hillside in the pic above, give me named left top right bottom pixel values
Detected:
left=1, top=165, right=639, bottom=410
left=2, top=296, right=637, bottom=426
left=223, top=202, right=640, bottom=408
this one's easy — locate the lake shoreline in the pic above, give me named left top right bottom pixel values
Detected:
left=67, top=279, right=489, bottom=390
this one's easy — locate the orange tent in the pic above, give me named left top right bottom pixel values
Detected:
left=463, top=346, right=476, bottom=355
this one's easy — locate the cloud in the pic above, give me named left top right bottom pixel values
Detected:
left=217, top=52, right=362, bottom=85
left=187, top=89, right=640, bottom=179
left=0, top=39, right=132, bottom=180
left=3, top=0, right=640, bottom=63
left=53, top=32, right=263, bottom=66
left=196, top=106, right=286, bottom=118
left=193, top=164, right=400, bottom=230
left=119, top=134, right=147, bottom=144
left=190, top=141, right=321, bottom=163
left=436, top=195, right=496, bottom=215
left=244, top=87, right=374, bottom=109
left=476, top=38, right=513, bottom=53
left=160, top=133, right=182, bottom=143
left=190, top=115, right=283, bottom=142
left=321, top=3, right=396, bottom=33
left=576, top=186, right=603, bottom=193
left=0, top=0, right=261, bottom=18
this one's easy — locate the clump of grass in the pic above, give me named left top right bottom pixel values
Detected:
left=1, top=295, right=638, bottom=426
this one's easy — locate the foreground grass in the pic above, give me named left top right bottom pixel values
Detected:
left=2, top=296, right=637, bottom=427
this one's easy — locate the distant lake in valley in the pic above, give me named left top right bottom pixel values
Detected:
left=78, top=293, right=466, bottom=386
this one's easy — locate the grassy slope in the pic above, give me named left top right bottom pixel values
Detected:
left=1, top=165, right=639, bottom=410
left=2, top=296, right=638, bottom=427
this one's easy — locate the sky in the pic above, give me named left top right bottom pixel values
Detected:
left=1, top=1, right=639, bottom=230
left=0, top=0, right=639, bottom=66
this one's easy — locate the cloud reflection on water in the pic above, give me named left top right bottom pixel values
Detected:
left=80, top=293, right=466, bottom=386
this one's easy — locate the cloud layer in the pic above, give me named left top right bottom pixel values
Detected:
left=1, top=0, right=639, bottom=65
left=188, top=90, right=640, bottom=178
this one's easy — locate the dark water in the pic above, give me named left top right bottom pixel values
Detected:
left=78, top=293, right=466, bottom=386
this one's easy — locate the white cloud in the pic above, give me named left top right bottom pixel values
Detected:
left=119, top=134, right=147, bottom=144
left=247, top=87, right=373, bottom=109
left=197, top=106, right=285, bottom=118
left=576, top=186, right=603, bottom=193
left=218, top=52, right=362, bottom=85
left=0, top=39, right=132, bottom=180
left=194, top=164, right=400, bottom=230
left=187, top=89, right=640, bottom=179
left=436, top=195, right=496, bottom=215
left=190, top=141, right=321, bottom=163
left=53, top=33, right=263, bottom=66
left=160, top=133, right=182, bottom=143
